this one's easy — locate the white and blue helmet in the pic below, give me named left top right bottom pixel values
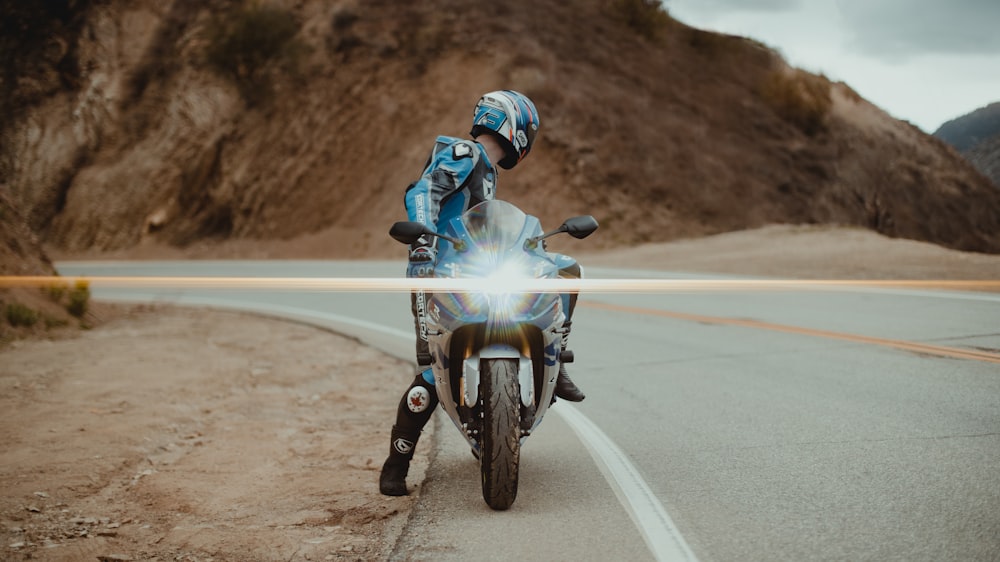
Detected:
left=470, top=90, right=540, bottom=170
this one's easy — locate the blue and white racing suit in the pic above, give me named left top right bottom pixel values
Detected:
left=405, top=135, right=497, bottom=234
left=403, top=136, right=581, bottom=382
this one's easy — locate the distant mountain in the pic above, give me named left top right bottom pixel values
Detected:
left=933, top=102, right=1000, bottom=188
left=963, top=134, right=1000, bottom=188
left=934, top=102, right=1000, bottom=151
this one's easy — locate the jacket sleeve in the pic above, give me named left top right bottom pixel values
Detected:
left=404, top=137, right=479, bottom=231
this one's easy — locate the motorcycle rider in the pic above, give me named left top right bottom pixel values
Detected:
left=380, top=90, right=586, bottom=496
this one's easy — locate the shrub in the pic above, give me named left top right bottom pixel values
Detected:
left=613, top=0, right=671, bottom=41
left=759, top=68, right=832, bottom=136
left=5, top=303, right=39, bottom=327
left=39, top=278, right=90, bottom=318
left=43, top=281, right=68, bottom=303
left=202, top=3, right=305, bottom=104
left=66, top=280, right=90, bottom=318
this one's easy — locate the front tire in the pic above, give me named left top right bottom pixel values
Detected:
left=480, top=358, right=521, bottom=510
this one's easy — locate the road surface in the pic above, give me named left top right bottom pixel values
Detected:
left=56, top=260, right=1000, bottom=561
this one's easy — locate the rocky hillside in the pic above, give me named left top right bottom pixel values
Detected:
left=934, top=102, right=1000, bottom=188
left=4, top=0, right=1000, bottom=258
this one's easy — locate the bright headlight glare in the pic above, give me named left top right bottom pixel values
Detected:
left=482, top=260, right=532, bottom=295
left=436, top=245, right=549, bottom=318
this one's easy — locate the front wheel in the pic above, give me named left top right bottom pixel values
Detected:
left=480, top=358, right=521, bottom=510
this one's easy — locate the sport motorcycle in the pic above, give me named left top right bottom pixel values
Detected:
left=390, top=199, right=599, bottom=510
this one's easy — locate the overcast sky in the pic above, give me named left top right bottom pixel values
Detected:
left=666, top=0, right=1000, bottom=132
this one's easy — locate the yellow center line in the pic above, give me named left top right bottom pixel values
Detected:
left=580, top=300, right=1000, bottom=365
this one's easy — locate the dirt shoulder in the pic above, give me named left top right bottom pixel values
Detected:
left=0, top=306, right=428, bottom=562
left=3, top=226, right=1000, bottom=561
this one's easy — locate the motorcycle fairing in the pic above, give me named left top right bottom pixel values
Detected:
left=422, top=200, right=571, bottom=447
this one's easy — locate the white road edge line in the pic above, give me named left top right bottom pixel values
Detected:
left=87, top=292, right=697, bottom=562
left=557, top=404, right=699, bottom=562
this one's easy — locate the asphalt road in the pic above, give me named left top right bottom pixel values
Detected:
left=56, top=260, right=1000, bottom=561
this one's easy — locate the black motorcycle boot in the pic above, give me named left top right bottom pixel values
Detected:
left=379, top=460, right=409, bottom=496
left=555, top=363, right=585, bottom=402
left=554, top=320, right=585, bottom=402
left=379, top=425, right=420, bottom=496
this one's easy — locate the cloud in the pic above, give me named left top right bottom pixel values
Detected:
left=836, top=0, right=1000, bottom=59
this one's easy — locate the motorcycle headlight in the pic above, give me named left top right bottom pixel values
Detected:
left=482, top=260, right=534, bottom=295
left=443, top=252, right=548, bottom=318
left=480, top=257, right=547, bottom=318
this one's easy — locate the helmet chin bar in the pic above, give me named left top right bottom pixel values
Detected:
left=497, top=152, right=519, bottom=170
left=471, top=129, right=519, bottom=170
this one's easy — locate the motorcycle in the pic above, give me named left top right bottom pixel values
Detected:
left=390, top=200, right=599, bottom=510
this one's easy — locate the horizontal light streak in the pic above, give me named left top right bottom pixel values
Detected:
left=0, top=276, right=1000, bottom=293
left=1, top=276, right=998, bottom=293
left=4, top=275, right=997, bottom=365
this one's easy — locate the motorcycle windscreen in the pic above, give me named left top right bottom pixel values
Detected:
left=459, top=200, right=537, bottom=253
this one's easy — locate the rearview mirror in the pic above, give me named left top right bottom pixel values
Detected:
left=389, top=221, right=434, bottom=244
left=525, top=215, right=600, bottom=249
left=561, top=215, right=599, bottom=239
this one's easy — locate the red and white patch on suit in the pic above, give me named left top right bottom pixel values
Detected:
left=407, top=386, right=430, bottom=413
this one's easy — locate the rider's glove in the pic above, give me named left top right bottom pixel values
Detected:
left=407, top=246, right=437, bottom=278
